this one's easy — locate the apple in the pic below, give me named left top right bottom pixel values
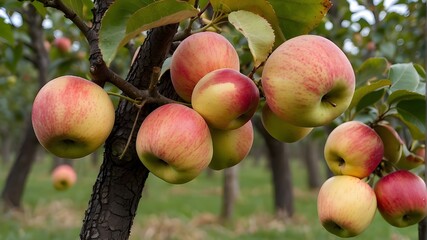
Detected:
left=374, top=170, right=427, bottom=227
left=317, top=175, right=377, bottom=238
left=191, top=68, right=259, bottom=130
left=32, top=75, right=115, bottom=159
left=170, top=32, right=240, bottom=102
left=209, top=120, right=254, bottom=170
left=261, top=35, right=355, bottom=127
left=54, top=37, right=72, bottom=53
left=136, top=103, right=213, bottom=184
left=51, top=165, right=77, bottom=191
left=396, top=144, right=425, bottom=170
left=261, top=103, right=313, bottom=143
left=324, top=121, right=384, bottom=179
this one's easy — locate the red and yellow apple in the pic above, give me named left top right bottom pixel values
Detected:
left=261, top=104, right=313, bottom=143
left=209, top=120, right=254, bottom=170
left=324, top=121, right=384, bottom=179
left=317, top=175, right=377, bottom=238
left=170, top=32, right=240, bottom=102
left=191, top=68, right=259, bottom=130
left=32, top=75, right=115, bottom=159
left=136, top=103, right=213, bottom=184
left=374, top=170, right=427, bottom=227
left=51, top=165, right=77, bottom=191
left=54, top=37, right=72, bottom=53
left=261, top=35, right=355, bottom=127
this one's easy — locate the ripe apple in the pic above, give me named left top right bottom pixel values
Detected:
left=209, top=120, right=254, bottom=170
left=324, top=121, right=384, bottom=179
left=170, top=32, right=240, bottom=102
left=374, top=170, right=427, bottom=227
left=32, top=75, right=115, bottom=159
left=51, top=165, right=77, bottom=191
left=136, top=103, right=213, bottom=184
left=317, top=175, right=377, bottom=238
left=261, top=103, right=313, bottom=143
left=54, top=37, right=72, bottom=53
left=191, top=68, right=259, bottom=130
left=261, top=35, right=355, bottom=127
left=396, top=144, right=425, bottom=170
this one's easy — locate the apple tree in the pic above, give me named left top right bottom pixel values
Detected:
left=1, top=0, right=426, bottom=239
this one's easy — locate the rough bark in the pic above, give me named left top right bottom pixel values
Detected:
left=253, top=116, right=294, bottom=219
left=80, top=24, right=178, bottom=240
left=220, top=165, right=239, bottom=220
left=1, top=5, right=49, bottom=210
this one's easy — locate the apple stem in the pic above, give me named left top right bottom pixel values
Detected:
left=325, top=98, right=337, bottom=107
left=107, top=92, right=142, bottom=104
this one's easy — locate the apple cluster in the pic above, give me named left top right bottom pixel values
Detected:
left=318, top=121, right=427, bottom=238
left=135, top=32, right=257, bottom=184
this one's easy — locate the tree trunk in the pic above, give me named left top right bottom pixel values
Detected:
left=1, top=5, right=49, bottom=210
left=253, top=116, right=294, bottom=219
left=220, top=165, right=239, bottom=220
left=301, top=140, right=322, bottom=189
left=80, top=24, right=178, bottom=240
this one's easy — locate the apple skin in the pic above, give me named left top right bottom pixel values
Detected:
left=32, top=76, right=115, bottom=159
left=170, top=32, right=240, bottom=102
left=191, top=68, right=259, bottom=130
left=209, top=120, right=254, bottom=170
left=261, top=35, right=355, bottom=127
left=136, top=103, right=213, bottom=184
left=261, top=103, right=313, bottom=143
left=374, top=170, right=427, bottom=228
left=324, top=121, right=384, bottom=179
left=51, top=165, right=77, bottom=191
left=54, top=37, right=72, bottom=53
left=317, top=175, right=377, bottom=238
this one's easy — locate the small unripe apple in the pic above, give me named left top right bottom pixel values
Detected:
left=170, top=32, right=240, bottom=102
left=324, top=121, right=384, bottom=179
left=54, top=37, right=72, bottom=53
left=375, top=170, right=427, bottom=228
left=209, top=120, right=254, bottom=170
left=136, top=103, right=213, bottom=184
left=32, top=75, right=115, bottom=159
left=192, top=68, right=259, bottom=130
left=261, top=35, right=355, bottom=127
left=317, top=175, right=377, bottom=238
left=261, top=104, right=313, bottom=143
left=51, top=165, right=77, bottom=191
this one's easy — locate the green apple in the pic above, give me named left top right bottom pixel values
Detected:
left=192, top=68, right=259, bottom=130
left=324, top=121, right=384, bottom=179
left=261, top=103, right=313, bottom=143
left=374, top=170, right=427, bottom=227
left=261, top=35, right=355, bottom=127
left=136, top=103, right=213, bottom=184
left=51, top=165, right=77, bottom=191
left=32, top=75, right=115, bottom=159
left=170, top=32, right=240, bottom=102
left=209, top=120, right=254, bottom=170
left=317, top=175, right=377, bottom=238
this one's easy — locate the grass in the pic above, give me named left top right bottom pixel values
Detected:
left=0, top=155, right=419, bottom=240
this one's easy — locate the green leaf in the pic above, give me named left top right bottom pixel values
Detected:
left=395, top=99, right=426, bottom=140
left=387, top=90, right=425, bottom=106
left=99, top=0, right=197, bottom=65
left=62, top=0, right=93, bottom=21
left=209, top=0, right=285, bottom=46
left=349, top=79, right=391, bottom=110
left=389, top=63, right=420, bottom=92
left=228, top=10, right=274, bottom=67
left=268, top=0, right=332, bottom=39
left=355, top=57, right=390, bottom=88
left=0, top=20, right=14, bottom=45
left=356, top=89, right=386, bottom=113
